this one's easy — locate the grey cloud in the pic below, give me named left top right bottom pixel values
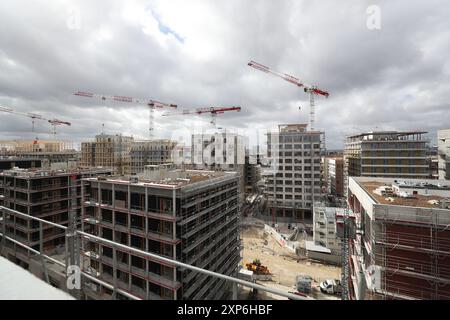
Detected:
left=0, top=0, right=449, bottom=149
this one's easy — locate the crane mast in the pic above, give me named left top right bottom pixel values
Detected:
left=74, top=91, right=177, bottom=138
left=0, top=105, right=71, bottom=137
left=248, top=60, right=329, bottom=131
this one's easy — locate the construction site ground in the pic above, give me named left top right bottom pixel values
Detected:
left=240, top=224, right=341, bottom=300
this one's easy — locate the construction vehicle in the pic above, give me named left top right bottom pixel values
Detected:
left=319, top=279, right=343, bottom=295
left=245, top=259, right=270, bottom=275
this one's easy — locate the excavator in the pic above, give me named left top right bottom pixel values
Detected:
left=245, top=259, right=271, bottom=275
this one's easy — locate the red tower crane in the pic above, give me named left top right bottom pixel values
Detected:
left=48, top=119, right=71, bottom=136
left=74, top=91, right=177, bottom=138
left=0, top=105, right=71, bottom=137
left=248, top=60, right=329, bottom=131
left=162, top=106, right=241, bottom=128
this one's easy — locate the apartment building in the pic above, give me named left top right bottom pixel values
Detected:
left=347, top=177, right=450, bottom=300
left=0, top=140, right=79, bottom=168
left=344, top=131, right=430, bottom=197
left=264, top=124, right=324, bottom=221
left=438, top=129, right=450, bottom=180
left=326, top=157, right=344, bottom=197
left=81, top=169, right=240, bottom=300
left=129, top=140, right=176, bottom=175
left=0, top=167, right=111, bottom=270
left=81, top=134, right=134, bottom=175
left=244, top=153, right=261, bottom=194
left=191, top=132, right=245, bottom=200
left=81, top=134, right=175, bottom=176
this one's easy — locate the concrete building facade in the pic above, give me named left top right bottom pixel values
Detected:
left=129, top=140, right=176, bottom=175
left=244, top=153, right=261, bottom=194
left=326, top=157, right=344, bottom=197
left=347, top=176, right=450, bottom=300
left=344, top=131, right=430, bottom=197
left=81, top=134, right=175, bottom=176
left=0, top=140, right=79, bottom=168
left=312, top=204, right=343, bottom=254
left=191, top=132, right=246, bottom=200
left=0, top=168, right=111, bottom=270
left=81, top=170, right=241, bottom=300
left=438, top=129, right=450, bottom=180
left=264, top=124, right=324, bottom=222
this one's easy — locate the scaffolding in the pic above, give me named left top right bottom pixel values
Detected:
left=372, top=206, right=450, bottom=300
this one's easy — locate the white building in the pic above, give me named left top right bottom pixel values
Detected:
left=438, top=129, right=450, bottom=180
left=312, top=204, right=344, bottom=254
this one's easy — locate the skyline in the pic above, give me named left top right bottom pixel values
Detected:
left=1, top=0, right=449, bottom=149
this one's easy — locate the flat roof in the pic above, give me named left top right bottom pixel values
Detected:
left=0, top=167, right=111, bottom=178
left=358, top=180, right=449, bottom=208
left=0, top=256, right=75, bottom=300
left=85, top=170, right=236, bottom=189
left=347, top=130, right=427, bottom=139
left=305, top=241, right=332, bottom=254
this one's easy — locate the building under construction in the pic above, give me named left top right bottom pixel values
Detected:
left=346, top=176, right=450, bottom=300
left=0, top=167, right=111, bottom=272
left=80, top=169, right=240, bottom=300
left=81, top=134, right=175, bottom=175
left=0, top=140, right=79, bottom=168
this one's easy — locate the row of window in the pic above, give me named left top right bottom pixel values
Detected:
left=267, top=180, right=321, bottom=186
left=271, top=135, right=321, bottom=143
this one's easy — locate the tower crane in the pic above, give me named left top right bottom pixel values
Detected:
left=48, top=119, right=71, bottom=136
left=162, top=106, right=241, bottom=128
left=0, top=105, right=71, bottom=137
left=248, top=60, right=329, bottom=131
left=74, top=91, right=177, bottom=138
left=0, top=105, right=45, bottom=133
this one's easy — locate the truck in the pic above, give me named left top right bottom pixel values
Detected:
left=319, top=279, right=342, bottom=295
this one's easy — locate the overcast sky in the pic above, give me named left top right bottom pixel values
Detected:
left=0, top=0, right=449, bottom=149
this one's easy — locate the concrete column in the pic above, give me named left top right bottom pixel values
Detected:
left=145, top=186, right=149, bottom=300
left=172, top=188, right=177, bottom=300
left=112, top=183, right=115, bottom=208
left=80, top=181, right=85, bottom=252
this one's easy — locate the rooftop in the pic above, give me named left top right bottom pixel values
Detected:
left=346, top=130, right=427, bottom=140
left=84, top=169, right=237, bottom=189
left=0, top=167, right=111, bottom=178
left=355, top=177, right=450, bottom=209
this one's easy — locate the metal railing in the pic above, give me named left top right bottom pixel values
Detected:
left=0, top=206, right=311, bottom=300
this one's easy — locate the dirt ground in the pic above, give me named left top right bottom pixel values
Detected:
left=240, top=225, right=341, bottom=300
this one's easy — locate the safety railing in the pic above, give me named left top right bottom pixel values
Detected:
left=0, top=206, right=310, bottom=300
